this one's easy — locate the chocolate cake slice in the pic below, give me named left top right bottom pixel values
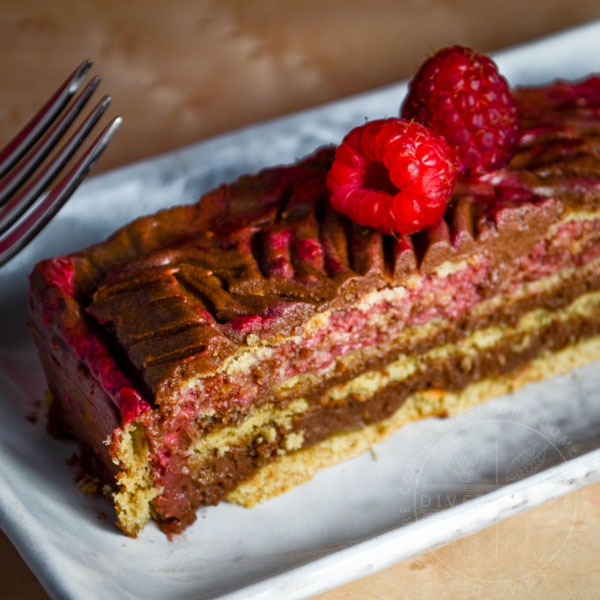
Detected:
left=29, top=76, right=600, bottom=536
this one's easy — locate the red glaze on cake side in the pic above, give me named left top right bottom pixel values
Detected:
left=29, top=256, right=151, bottom=426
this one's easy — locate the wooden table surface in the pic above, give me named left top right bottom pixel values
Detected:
left=1, top=2, right=600, bottom=598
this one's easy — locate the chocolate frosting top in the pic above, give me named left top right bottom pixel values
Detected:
left=30, top=77, right=600, bottom=412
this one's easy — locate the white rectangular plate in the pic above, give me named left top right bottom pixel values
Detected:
left=1, top=20, right=600, bottom=600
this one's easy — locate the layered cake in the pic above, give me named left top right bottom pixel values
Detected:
left=29, top=51, right=600, bottom=536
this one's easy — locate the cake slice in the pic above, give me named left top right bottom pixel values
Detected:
left=29, top=75, right=600, bottom=536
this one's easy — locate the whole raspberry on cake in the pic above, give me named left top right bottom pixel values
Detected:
left=401, top=45, right=519, bottom=175
left=29, top=65, right=600, bottom=536
left=326, top=118, right=456, bottom=234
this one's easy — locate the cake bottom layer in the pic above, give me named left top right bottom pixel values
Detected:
left=227, top=335, right=600, bottom=507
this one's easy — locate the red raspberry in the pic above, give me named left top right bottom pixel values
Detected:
left=401, top=45, right=519, bottom=175
left=326, top=118, right=456, bottom=235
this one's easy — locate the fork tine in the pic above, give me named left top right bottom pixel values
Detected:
left=0, top=76, right=101, bottom=206
left=0, top=95, right=112, bottom=236
left=0, top=117, right=122, bottom=267
left=0, top=60, right=92, bottom=179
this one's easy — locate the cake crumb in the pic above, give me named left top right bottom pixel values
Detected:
left=77, top=473, right=102, bottom=496
left=283, top=431, right=305, bottom=452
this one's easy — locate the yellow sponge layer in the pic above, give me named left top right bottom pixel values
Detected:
left=112, top=422, right=158, bottom=536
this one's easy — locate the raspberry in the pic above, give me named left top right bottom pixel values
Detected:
left=401, top=45, right=519, bottom=175
left=326, top=118, right=456, bottom=235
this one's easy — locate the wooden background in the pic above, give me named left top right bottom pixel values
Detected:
left=1, top=1, right=600, bottom=598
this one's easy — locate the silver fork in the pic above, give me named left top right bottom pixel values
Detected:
left=0, top=60, right=122, bottom=267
